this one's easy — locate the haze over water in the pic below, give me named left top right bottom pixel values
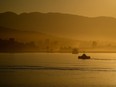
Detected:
left=1, top=0, right=116, bottom=87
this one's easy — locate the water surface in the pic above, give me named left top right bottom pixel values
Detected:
left=0, top=53, right=116, bottom=87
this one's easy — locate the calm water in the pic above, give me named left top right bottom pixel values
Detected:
left=1, top=53, right=116, bottom=87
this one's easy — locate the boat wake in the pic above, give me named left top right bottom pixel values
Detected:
left=92, top=58, right=116, bottom=60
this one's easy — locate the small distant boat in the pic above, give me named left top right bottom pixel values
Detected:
left=72, top=48, right=78, bottom=54
left=78, top=54, right=90, bottom=59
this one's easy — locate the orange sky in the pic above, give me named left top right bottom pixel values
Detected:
left=0, top=0, right=116, bottom=17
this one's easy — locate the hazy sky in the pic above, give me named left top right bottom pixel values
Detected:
left=0, top=0, right=116, bottom=17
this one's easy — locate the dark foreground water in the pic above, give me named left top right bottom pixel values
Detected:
left=1, top=53, right=116, bottom=87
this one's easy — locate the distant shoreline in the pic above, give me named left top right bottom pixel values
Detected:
left=0, top=51, right=116, bottom=53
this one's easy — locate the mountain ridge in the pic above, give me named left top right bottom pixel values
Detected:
left=1, top=11, right=116, bottom=41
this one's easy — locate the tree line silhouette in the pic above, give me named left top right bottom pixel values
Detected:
left=0, top=38, right=76, bottom=53
left=0, top=38, right=36, bottom=52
